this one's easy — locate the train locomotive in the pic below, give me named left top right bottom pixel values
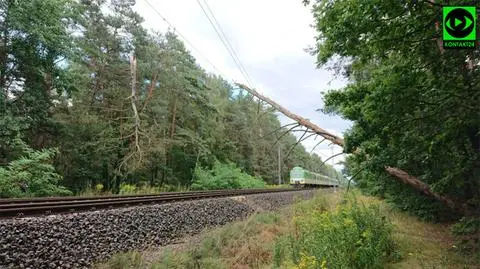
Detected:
left=289, top=166, right=339, bottom=187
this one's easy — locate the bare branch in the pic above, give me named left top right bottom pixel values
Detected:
left=123, top=55, right=142, bottom=168
left=114, top=116, right=134, bottom=121
left=346, top=166, right=367, bottom=192
left=317, top=152, right=345, bottom=170
left=259, top=122, right=298, bottom=139
left=421, top=0, right=443, bottom=7
left=289, top=129, right=317, bottom=134
left=236, top=83, right=345, bottom=146
left=140, top=73, right=158, bottom=113
left=310, top=138, right=327, bottom=154
left=297, top=129, right=310, bottom=144
left=236, top=82, right=471, bottom=215
left=255, top=106, right=277, bottom=123
left=272, top=124, right=301, bottom=146
left=120, top=133, right=135, bottom=140
left=284, top=133, right=316, bottom=160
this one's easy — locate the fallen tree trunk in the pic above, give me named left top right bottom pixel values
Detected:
left=236, top=83, right=470, bottom=215
left=384, top=167, right=470, bottom=215
left=235, top=83, right=344, bottom=146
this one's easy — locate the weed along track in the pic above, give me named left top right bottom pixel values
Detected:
left=0, top=188, right=306, bottom=218
left=0, top=189, right=317, bottom=269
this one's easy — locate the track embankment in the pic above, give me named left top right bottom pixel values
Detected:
left=0, top=188, right=301, bottom=218
left=0, top=189, right=317, bottom=269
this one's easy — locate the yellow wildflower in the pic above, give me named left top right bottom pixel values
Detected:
left=295, top=253, right=317, bottom=269
left=343, top=218, right=354, bottom=226
left=321, top=259, right=328, bottom=269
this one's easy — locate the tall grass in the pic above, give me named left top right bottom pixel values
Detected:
left=274, top=194, right=395, bottom=269
left=96, top=212, right=283, bottom=269
left=79, top=183, right=190, bottom=196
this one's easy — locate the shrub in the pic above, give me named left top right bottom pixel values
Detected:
left=451, top=217, right=480, bottom=253
left=191, top=161, right=265, bottom=190
left=119, top=183, right=137, bottom=194
left=274, top=195, right=394, bottom=269
left=95, top=183, right=104, bottom=192
left=0, top=138, right=72, bottom=198
left=79, top=184, right=112, bottom=196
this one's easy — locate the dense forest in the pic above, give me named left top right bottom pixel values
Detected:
left=4, top=0, right=477, bottom=223
left=0, top=0, right=340, bottom=197
left=307, top=0, right=480, bottom=220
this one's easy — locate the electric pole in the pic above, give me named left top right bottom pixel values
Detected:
left=278, top=145, right=282, bottom=185
left=331, top=146, right=334, bottom=178
left=331, top=146, right=336, bottom=192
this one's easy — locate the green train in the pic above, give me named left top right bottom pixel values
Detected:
left=289, top=166, right=339, bottom=187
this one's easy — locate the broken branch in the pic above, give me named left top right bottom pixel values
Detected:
left=236, top=83, right=344, bottom=146
left=235, top=82, right=470, bottom=215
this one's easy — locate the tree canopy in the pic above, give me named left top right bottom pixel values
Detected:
left=308, top=0, right=480, bottom=219
left=0, top=0, right=338, bottom=197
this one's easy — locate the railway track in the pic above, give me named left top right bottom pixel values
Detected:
left=0, top=188, right=304, bottom=218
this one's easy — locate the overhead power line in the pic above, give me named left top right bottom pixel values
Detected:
left=196, top=0, right=255, bottom=88
left=142, top=0, right=227, bottom=78
left=202, top=0, right=254, bottom=87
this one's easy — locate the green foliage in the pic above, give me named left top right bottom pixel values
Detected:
left=119, top=183, right=137, bottom=194
left=452, top=217, right=480, bottom=236
left=451, top=217, right=480, bottom=254
left=308, top=0, right=480, bottom=218
left=1, top=0, right=333, bottom=197
left=95, top=183, right=104, bottom=192
left=79, top=183, right=112, bottom=196
left=118, top=183, right=183, bottom=194
left=191, top=161, right=266, bottom=190
left=0, top=139, right=71, bottom=197
left=274, top=195, right=394, bottom=269
left=103, top=251, right=144, bottom=269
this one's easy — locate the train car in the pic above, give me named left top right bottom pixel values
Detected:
left=290, top=166, right=338, bottom=187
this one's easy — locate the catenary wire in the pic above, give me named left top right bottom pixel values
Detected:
left=143, top=0, right=229, bottom=79
left=201, top=0, right=255, bottom=87
left=196, top=0, right=255, bottom=88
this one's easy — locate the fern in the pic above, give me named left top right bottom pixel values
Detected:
left=0, top=138, right=72, bottom=198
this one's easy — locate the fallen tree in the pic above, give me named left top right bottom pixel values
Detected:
left=236, top=83, right=472, bottom=215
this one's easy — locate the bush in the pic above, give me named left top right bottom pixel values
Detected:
left=119, top=183, right=137, bottom=194
left=78, top=183, right=113, bottom=196
left=191, top=161, right=265, bottom=190
left=0, top=138, right=72, bottom=198
left=274, top=195, right=394, bottom=269
left=451, top=217, right=480, bottom=253
left=95, top=183, right=104, bottom=192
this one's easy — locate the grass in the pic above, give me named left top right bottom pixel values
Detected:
left=78, top=183, right=288, bottom=197
left=386, top=210, right=479, bottom=268
left=78, top=183, right=191, bottom=196
left=273, top=192, right=396, bottom=269
left=95, top=212, right=287, bottom=269
left=96, top=190, right=479, bottom=269
left=265, top=184, right=292, bottom=189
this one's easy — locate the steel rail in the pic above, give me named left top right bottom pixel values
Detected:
left=0, top=189, right=234, bottom=204
left=0, top=188, right=306, bottom=218
left=0, top=189, right=276, bottom=209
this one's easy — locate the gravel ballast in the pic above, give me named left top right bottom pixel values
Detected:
left=0, top=190, right=316, bottom=269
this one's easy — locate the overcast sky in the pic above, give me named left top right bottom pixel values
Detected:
left=133, top=0, right=352, bottom=170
